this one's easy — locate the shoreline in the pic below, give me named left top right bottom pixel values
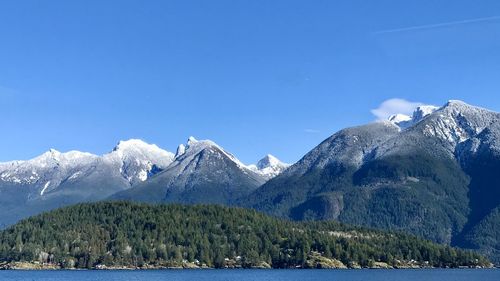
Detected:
left=0, top=261, right=495, bottom=271
left=1, top=268, right=497, bottom=271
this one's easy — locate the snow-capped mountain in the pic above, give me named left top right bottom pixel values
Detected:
left=378, top=100, right=500, bottom=159
left=0, top=149, right=97, bottom=190
left=0, top=139, right=174, bottom=227
left=0, top=136, right=291, bottom=227
left=247, top=154, right=290, bottom=180
left=112, top=137, right=266, bottom=204
left=245, top=100, right=500, bottom=263
left=419, top=100, right=498, bottom=146
left=0, top=139, right=174, bottom=192
left=104, top=139, right=174, bottom=184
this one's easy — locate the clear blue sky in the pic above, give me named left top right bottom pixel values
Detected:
left=1, top=0, right=500, bottom=164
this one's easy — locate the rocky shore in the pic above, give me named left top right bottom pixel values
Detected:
left=1, top=256, right=493, bottom=270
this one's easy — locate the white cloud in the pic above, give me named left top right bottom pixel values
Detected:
left=371, top=98, right=423, bottom=120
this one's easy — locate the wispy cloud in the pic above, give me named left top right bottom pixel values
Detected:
left=371, top=98, right=424, bottom=120
left=373, top=15, right=500, bottom=35
left=304, top=129, right=320, bottom=134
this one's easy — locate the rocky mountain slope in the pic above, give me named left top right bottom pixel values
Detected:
left=112, top=137, right=267, bottom=204
left=244, top=100, right=500, bottom=263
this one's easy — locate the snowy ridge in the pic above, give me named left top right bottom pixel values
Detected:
left=172, top=136, right=252, bottom=176
left=172, top=137, right=289, bottom=180
left=413, top=105, right=440, bottom=122
left=387, top=100, right=497, bottom=139
left=0, top=135, right=288, bottom=201
left=1, top=100, right=494, bottom=198
left=389, top=105, right=439, bottom=129
left=0, top=139, right=175, bottom=195
left=112, top=136, right=269, bottom=205
left=420, top=100, right=500, bottom=146
left=105, top=139, right=174, bottom=183
left=0, top=149, right=98, bottom=189
left=370, top=100, right=500, bottom=161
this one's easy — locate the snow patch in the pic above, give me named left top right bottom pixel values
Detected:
left=138, top=170, right=148, bottom=182
left=40, top=181, right=51, bottom=195
left=68, top=171, right=83, bottom=181
left=388, top=114, right=412, bottom=123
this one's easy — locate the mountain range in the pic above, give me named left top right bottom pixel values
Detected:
left=0, top=137, right=288, bottom=226
left=0, top=100, right=499, bottom=263
left=111, top=137, right=271, bottom=204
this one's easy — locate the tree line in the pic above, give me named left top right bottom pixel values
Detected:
left=0, top=201, right=489, bottom=269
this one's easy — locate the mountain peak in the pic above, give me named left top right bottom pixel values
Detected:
left=113, top=139, right=152, bottom=152
left=187, top=136, right=198, bottom=146
left=107, top=139, right=174, bottom=184
left=413, top=105, right=439, bottom=122
left=389, top=104, right=439, bottom=130
left=113, top=136, right=267, bottom=205
left=248, top=154, right=290, bottom=180
left=182, top=137, right=216, bottom=152
left=257, top=154, right=281, bottom=169
left=175, top=137, right=246, bottom=169
left=111, top=138, right=173, bottom=159
left=175, top=144, right=186, bottom=158
left=446, top=99, right=468, bottom=106
left=45, top=148, right=61, bottom=156
left=30, top=149, right=97, bottom=164
left=440, top=100, right=496, bottom=115
left=416, top=100, right=500, bottom=146
left=35, top=149, right=62, bottom=161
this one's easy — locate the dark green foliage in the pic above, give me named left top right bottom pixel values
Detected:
left=249, top=150, right=471, bottom=245
left=452, top=134, right=500, bottom=263
left=460, top=207, right=500, bottom=264
left=346, top=152, right=470, bottom=244
left=290, top=193, right=344, bottom=221
left=0, top=202, right=487, bottom=269
left=246, top=163, right=358, bottom=219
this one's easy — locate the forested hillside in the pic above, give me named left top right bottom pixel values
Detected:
left=245, top=101, right=500, bottom=263
left=0, top=202, right=489, bottom=269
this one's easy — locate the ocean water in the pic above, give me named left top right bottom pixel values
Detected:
left=0, top=269, right=499, bottom=281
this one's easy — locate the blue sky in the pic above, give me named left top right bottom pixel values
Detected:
left=1, top=0, right=500, bottom=164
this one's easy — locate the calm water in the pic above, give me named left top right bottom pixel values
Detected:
left=0, top=269, right=499, bottom=281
